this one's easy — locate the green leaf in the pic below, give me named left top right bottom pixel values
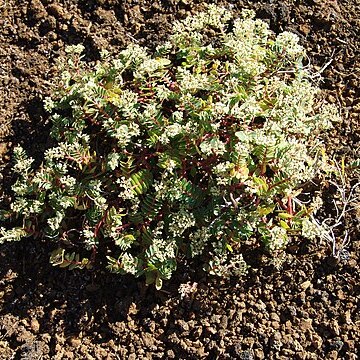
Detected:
left=145, top=271, right=156, bottom=285
left=278, top=212, right=293, bottom=220
left=49, top=248, right=65, bottom=266
left=155, top=276, right=163, bottom=290
left=130, top=170, right=152, bottom=195
left=279, top=220, right=290, bottom=229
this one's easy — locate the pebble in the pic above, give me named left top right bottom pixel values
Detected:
left=299, top=318, right=313, bottom=331
left=254, top=348, right=265, bottom=359
left=330, top=320, right=340, bottom=336
left=68, top=337, right=81, bottom=347
left=311, top=334, right=323, bottom=349
left=271, top=321, right=280, bottom=330
left=30, top=0, right=47, bottom=20
left=192, top=326, right=203, bottom=338
left=327, top=350, right=339, bottom=360
left=205, top=326, right=217, bottom=335
left=30, top=319, right=40, bottom=333
left=141, top=332, right=155, bottom=349
left=270, top=312, right=280, bottom=322
left=293, top=339, right=304, bottom=351
left=47, top=4, right=70, bottom=20
left=177, top=319, right=189, bottom=332
left=344, top=310, right=352, bottom=324
left=219, top=315, right=228, bottom=329
left=64, top=352, right=74, bottom=359
left=300, top=280, right=312, bottom=290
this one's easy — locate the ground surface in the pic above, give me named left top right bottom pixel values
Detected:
left=0, top=0, right=359, bottom=359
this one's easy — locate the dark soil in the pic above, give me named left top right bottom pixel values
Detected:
left=0, top=0, right=359, bottom=359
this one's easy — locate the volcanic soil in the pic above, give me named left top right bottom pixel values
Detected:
left=0, top=0, right=359, bottom=359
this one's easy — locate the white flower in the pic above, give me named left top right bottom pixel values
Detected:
left=189, top=227, right=211, bottom=257
left=169, top=209, right=195, bottom=237
left=107, top=153, right=121, bottom=171
left=274, top=32, right=304, bottom=58
left=200, top=137, right=226, bottom=156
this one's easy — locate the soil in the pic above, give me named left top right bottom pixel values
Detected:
left=0, top=0, right=359, bottom=359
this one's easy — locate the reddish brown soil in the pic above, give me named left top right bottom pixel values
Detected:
left=0, top=0, right=359, bottom=359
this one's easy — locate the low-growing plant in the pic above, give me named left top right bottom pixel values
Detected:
left=0, top=5, right=340, bottom=288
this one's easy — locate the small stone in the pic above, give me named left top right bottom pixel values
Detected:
left=328, top=94, right=337, bottom=103
left=177, top=319, right=189, bottom=332
left=272, top=321, right=280, bottom=330
left=337, top=289, right=346, bottom=300
left=59, top=23, right=68, bottom=31
left=270, top=313, right=280, bottom=322
left=141, top=332, right=155, bottom=349
left=29, top=0, right=47, bottom=20
left=299, top=291, right=306, bottom=303
left=311, top=334, right=323, bottom=349
left=345, top=339, right=355, bottom=351
left=293, top=339, right=304, bottom=352
left=68, top=337, right=81, bottom=347
left=210, top=314, right=221, bottom=324
left=206, top=326, right=217, bottom=335
left=47, top=4, right=70, bottom=20
left=192, top=326, right=203, bottom=338
left=327, top=350, right=338, bottom=360
left=287, top=305, right=297, bottom=317
left=281, top=334, right=292, bottom=346
left=220, top=315, right=228, bottom=329
left=48, top=31, right=57, bottom=41
left=64, top=352, right=74, bottom=359
left=344, top=310, right=352, bottom=324
left=299, top=318, right=313, bottom=332
left=282, top=349, right=295, bottom=357
left=300, top=280, right=312, bottom=291
left=238, top=301, right=246, bottom=309
left=30, top=319, right=40, bottom=333
left=195, top=346, right=207, bottom=357
left=299, top=23, right=311, bottom=35
left=166, top=350, right=175, bottom=359
left=94, top=8, right=117, bottom=24
left=238, top=350, right=254, bottom=360
left=256, top=300, right=267, bottom=312
left=330, top=320, right=340, bottom=336
left=254, top=348, right=265, bottom=359
left=243, top=337, right=255, bottom=347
